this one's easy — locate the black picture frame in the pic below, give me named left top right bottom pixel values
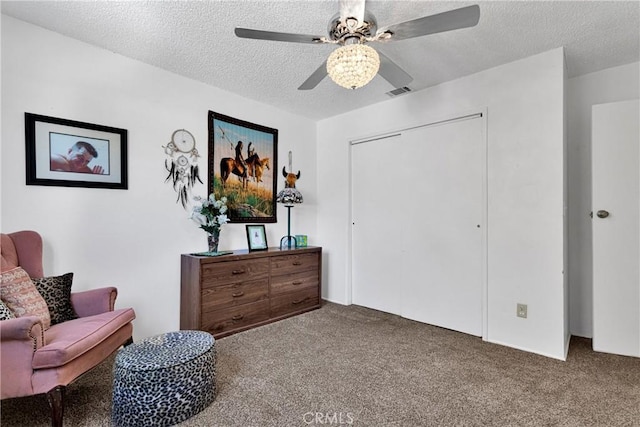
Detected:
left=246, top=225, right=268, bottom=251
left=25, top=113, right=128, bottom=189
left=208, top=111, right=277, bottom=223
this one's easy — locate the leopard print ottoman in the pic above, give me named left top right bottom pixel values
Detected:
left=112, top=330, right=216, bottom=427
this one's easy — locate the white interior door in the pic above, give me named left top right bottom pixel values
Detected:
left=351, top=115, right=485, bottom=336
left=592, top=99, right=640, bottom=357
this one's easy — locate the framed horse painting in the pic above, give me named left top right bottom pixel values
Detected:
left=208, top=111, right=278, bottom=223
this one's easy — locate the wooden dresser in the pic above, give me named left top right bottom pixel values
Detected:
left=180, top=246, right=322, bottom=338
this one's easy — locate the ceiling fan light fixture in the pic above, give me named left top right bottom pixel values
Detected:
left=326, top=44, right=380, bottom=90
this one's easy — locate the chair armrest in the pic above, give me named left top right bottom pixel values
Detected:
left=0, top=316, right=44, bottom=346
left=0, top=317, right=44, bottom=398
left=71, top=287, right=117, bottom=317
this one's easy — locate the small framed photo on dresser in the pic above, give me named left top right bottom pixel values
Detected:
left=246, top=225, right=268, bottom=251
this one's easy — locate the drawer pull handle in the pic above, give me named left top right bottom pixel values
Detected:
left=292, top=298, right=305, bottom=305
left=292, top=281, right=303, bottom=286
left=292, top=261, right=302, bottom=266
left=232, top=269, right=246, bottom=275
left=232, top=291, right=245, bottom=297
left=232, top=314, right=244, bottom=321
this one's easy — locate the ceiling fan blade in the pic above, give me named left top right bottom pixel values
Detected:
left=377, top=51, right=413, bottom=88
left=340, top=0, right=365, bottom=24
left=378, top=5, right=480, bottom=41
left=298, top=61, right=328, bottom=90
left=235, top=28, right=323, bottom=44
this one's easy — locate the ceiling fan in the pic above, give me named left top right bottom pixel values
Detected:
left=235, top=0, right=480, bottom=90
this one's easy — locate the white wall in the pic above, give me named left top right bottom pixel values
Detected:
left=317, top=48, right=567, bottom=359
left=0, top=16, right=318, bottom=340
left=566, top=62, right=640, bottom=338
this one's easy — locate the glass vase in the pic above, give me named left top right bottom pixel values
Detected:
left=207, top=229, right=220, bottom=253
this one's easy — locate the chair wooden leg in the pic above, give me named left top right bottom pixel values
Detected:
left=46, top=386, right=65, bottom=427
left=123, top=336, right=134, bottom=346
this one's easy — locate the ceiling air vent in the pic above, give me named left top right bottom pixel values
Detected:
left=386, top=86, right=412, bottom=97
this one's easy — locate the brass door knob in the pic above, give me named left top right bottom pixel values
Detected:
left=596, top=210, right=610, bottom=219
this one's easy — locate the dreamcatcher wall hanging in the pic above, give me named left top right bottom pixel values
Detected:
left=163, top=129, right=203, bottom=208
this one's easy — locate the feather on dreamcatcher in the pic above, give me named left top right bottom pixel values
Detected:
left=163, top=129, right=203, bottom=208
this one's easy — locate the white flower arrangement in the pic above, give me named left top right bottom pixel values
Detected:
left=190, top=194, right=230, bottom=234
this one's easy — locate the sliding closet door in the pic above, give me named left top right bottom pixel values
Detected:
left=352, top=134, right=404, bottom=314
left=399, top=118, right=484, bottom=336
left=352, top=116, right=485, bottom=336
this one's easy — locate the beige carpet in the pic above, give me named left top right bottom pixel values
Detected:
left=2, top=302, right=639, bottom=426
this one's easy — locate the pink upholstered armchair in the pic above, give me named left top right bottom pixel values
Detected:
left=0, top=230, right=136, bottom=426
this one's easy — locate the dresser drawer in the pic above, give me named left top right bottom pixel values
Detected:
left=270, top=252, right=319, bottom=277
left=202, top=258, right=269, bottom=288
left=270, top=269, right=319, bottom=297
left=202, top=299, right=270, bottom=335
left=202, top=278, right=268, bottom=312
left=270, top=288, right=319, bottom=318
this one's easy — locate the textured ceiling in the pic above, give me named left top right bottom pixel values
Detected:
left=2, top=1, right=639, bottom=120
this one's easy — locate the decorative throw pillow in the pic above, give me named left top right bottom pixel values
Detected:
left=0, top=267, right=51, bottom=329
left=0, top=299, right=16, bottom=320
left=31, top=273, right=78, bottom=325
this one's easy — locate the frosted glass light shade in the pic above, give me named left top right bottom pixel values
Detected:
left=327, top=44, right=380, bottom=90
